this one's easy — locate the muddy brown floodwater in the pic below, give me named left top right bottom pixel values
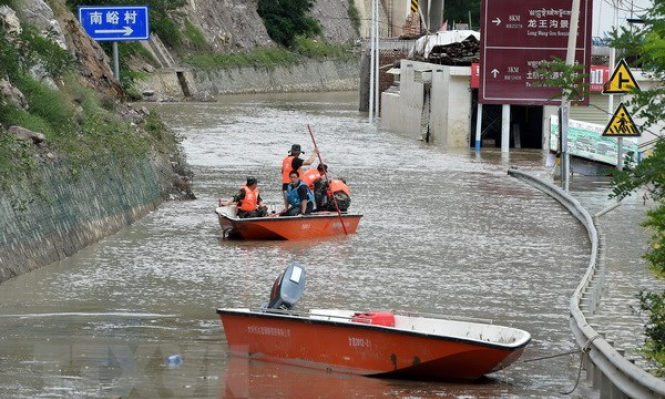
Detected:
left=0, top=92, right=618, bottom=398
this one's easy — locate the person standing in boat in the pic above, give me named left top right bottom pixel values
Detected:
left=281, top=144, right=318, bottom=208
left=283, top=171, right=314, bottom=216
left=219, top=177, right=268, bottom=218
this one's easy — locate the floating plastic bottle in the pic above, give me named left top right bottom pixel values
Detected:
left=166, top=354, right=183, bottom=368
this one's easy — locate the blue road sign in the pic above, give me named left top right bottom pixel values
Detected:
left=78, top=6, right=149, bottom=41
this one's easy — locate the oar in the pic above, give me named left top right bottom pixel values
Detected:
left=307, top=124, right=348, bottom=235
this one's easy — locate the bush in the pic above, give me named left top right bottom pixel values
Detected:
left=347, top=0, right=361, bottom=35
left=257, top=0, right=321, bottom=48
left=12, top=74, right=75, bottom=133
left=183, top=19, right=210, bottom=52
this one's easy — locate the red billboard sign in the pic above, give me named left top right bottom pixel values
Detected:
left=589, top=65, right=609, bottom=92
left=472, top=63, right=608, bottom=93
left=479, top=0, right=592, bottom=105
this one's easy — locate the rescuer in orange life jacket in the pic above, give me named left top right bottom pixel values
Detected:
left=219, top=177, right=268, bottom=218
left=305, top=164, right=351, bottom=212
left=322, top=177, right=351, bottom=212
left=302, top=163, right=329, bottom=211
left=281, top=144, right=318, bottom=208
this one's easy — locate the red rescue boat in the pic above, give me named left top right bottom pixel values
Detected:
left=215, top=206, right=362, bottom=240
left=216, top=264, right=531, bottom=381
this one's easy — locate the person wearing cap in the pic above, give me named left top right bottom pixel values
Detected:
left=281, top=144, right=318, bottom=208
left=219, top=177, right=268, bottom=218
left=283, top=170, right=314, bottom=216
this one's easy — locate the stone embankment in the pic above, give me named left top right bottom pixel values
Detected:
left=135, top=59, right=361, bottom=101
left=0, top=151, right=193, bottom=284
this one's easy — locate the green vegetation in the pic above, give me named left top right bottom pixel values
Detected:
left=0, top=12, right=178, bottom=211
left=347, top=0, right=361, bottom=35
left=183, top=19, right=210, bottom=52
left=533, top=57, right=590, bottom=103
left=607, top=0, right=665, bottom=371
left=257, top=0, right=321, bottom=48
left=184, top=38, right=355, bottom=71
left=445, top=0, right=481, bottom=29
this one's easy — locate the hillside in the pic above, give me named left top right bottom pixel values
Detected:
left=168, top=0, right=358, bottom=53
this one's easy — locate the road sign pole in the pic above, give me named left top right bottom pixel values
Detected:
left=560, top=105, right=569, bottom=189
left=501, top=104, right=510, bottom=153
left=475, top=103, right=483, bottom=152
left=560, top=0, right=582, bottom=191
left=112, top=41, right=120, bottom=80
left=617, top=92, right=624, bottom=171
left=368, top=0, right=375, bottom=123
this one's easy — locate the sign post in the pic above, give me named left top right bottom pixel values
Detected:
left=78, top=6, right=150, bottom=80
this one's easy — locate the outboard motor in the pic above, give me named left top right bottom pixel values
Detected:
left=265, top=263, right=306, bottom=310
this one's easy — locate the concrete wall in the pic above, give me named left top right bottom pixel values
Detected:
left=430, top=66, right=472, bottom=146
left=136, top=59, right=361, bottom=100
left=380, top=60, right=427, bottom=141
left=381, top=60, right=473, bottom=147
left=0, top=153, right=188, bottom=284
left=193, top=59, right=360, bottom=95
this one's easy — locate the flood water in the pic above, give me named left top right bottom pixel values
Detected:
left=0, top=92, right=614, bottom=398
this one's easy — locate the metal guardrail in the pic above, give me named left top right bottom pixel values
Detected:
left=508, top=168, right=665, bottom=399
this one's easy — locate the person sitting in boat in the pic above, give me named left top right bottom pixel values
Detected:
left=301, top=164, right=324, bottom=190
left=320, top=177, right=351, bottom=212
left=219, top=177, right=268, bottom=218
left=281, top=144, right=318, bottom=208
left=302, top=164, right=329, bottom=211
left=283, top=171, right=314, bottom=216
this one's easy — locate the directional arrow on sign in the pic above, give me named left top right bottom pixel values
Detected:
left=492, top=18, right=501, bottom=26
left=94, top=26, right=134, bottom=36
left=491, top=69, right=499, bottom=78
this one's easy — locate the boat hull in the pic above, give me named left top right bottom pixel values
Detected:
left=217, top=211, right=362, bottom=240
left=217, top=309, right=530, bottom=381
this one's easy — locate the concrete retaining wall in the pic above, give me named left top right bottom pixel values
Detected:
left=193, top=59, right=360, bottom=95
left=136, top=59, right=361, bottom=100
left=0, top=154, right=181, bottom=284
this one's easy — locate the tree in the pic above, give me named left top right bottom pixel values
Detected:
left=444, top=0, right=481, bottom=29
left=257, top=0, right=321, bottom=48
left=609, top=0, right=665, bottom=370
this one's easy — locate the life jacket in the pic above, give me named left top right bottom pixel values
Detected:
left=286, top=180, right=314, bottom=208
left=301, top=169, right=321, bottom=189
left=281, top=156, right=302, bottom=184
left=328, top=179, right=351, bottom=197
left=238, top=185, right=258, bottom=212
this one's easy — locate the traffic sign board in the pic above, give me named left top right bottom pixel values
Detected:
left=603, top=59, right=640, bottom=94
left=479, top=0, right=592, bottom=105
left=78, top=6, right=149, bottom=41
left=603, top=103, right=640, bottom=137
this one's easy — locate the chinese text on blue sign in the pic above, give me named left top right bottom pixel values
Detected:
left=78, top=6, right=149, bottom=41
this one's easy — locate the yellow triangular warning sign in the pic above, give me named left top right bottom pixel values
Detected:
left=603, top=59, right=640, bottom=94
left=603, top=103, right=640, bottom=137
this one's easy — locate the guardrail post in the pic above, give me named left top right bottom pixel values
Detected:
left=600, top=372, right=613, bottom=397
left=593, top=363, right=603, bottom=389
